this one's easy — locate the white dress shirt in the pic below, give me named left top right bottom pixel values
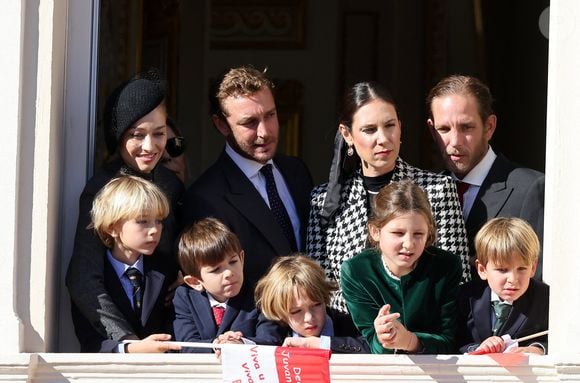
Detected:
left=452, top=146, right=497, bottom=219
left=225, top=144, right=301, bottom=248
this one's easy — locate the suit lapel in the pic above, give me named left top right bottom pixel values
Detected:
left=190, top=291, right=219, bottom=337
left=218, top=293, right=243, bottom=334
left=140, top=268, right=165, bottom=326
left=220, top=152, right=292, bottom=254
left=104, top=259, right=141, bottom=329
left=275, top=156, right=310, bottom=248
left=472, top=286, right=494, bottom=341
left=466, top=156, right=514, bottom=232
left=501, top=283, right=534, bottom=336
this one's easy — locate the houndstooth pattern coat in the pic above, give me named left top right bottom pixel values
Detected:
left=306, top=157, right=470, bottom=313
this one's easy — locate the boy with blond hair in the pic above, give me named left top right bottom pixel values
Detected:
left=173, top=217, right=284, bottom=352
left=255, top=254, right=369, bottom=353
left=70, top=176, right=180, bottom=353
left=456, top=217, right=549, bottom=354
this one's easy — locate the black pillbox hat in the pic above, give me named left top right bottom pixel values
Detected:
left=104, top=69, right=166, bottom=154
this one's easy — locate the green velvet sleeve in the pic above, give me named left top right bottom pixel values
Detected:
left=341, top=248, right=461, bottom=354
left=413, top=254, right=461, bottom=354
left=340, top=258, right=389, bottom=354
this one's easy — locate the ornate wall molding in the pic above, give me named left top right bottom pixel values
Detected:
left=210, top=0, right=305, bottom=48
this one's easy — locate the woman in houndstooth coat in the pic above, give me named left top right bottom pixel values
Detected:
left=306, top=82, right=470, bottom=315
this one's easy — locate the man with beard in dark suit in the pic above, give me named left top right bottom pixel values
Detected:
left=181, top=66, right=313, bottom=286
left=427, top=75, right=545, bottom=279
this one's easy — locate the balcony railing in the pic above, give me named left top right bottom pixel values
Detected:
left=2, top=352, right=578, bottom=382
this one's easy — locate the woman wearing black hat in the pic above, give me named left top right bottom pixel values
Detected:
left=306, top=81, right=470, bottom=318
left=66, top=70, right=184, bottom=349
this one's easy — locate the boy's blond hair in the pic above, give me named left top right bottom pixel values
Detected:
left=90, top=176, right=170, bottom=248
left=178, top=217, right=242, bottom=279
left=475, top=217, right=540, bottom=266
left=254, top=255, right=337, bottom=324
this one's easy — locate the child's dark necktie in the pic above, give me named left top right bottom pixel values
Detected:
left=126, top=267, right=143, bottom=318
left=492, top=301, right=511, bottom=335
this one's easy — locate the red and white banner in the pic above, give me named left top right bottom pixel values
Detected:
left=221, top=344, right=331, bottom=383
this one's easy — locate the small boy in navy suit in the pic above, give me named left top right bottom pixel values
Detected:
left=173, top=217, right=284, bottom=352
left=456, top=217, right=549, bottom=354
left=70, top=176, right=181, bottom=353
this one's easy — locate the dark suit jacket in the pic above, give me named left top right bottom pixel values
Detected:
left=456, top=278, right=549, bottom=353
left=71, top=254, right=172, bottom=353
left=320, top=308, right=371, bottom=353
left=172, top=284, right=285, bottom=353
left=181, top=150, right=313, bottom=285
left=466, top=153, right=545, bottom=278
left=66, top=160, right=183, bottom=342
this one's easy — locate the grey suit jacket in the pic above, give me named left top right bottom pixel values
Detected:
left=71, top=255, right=172, bottom=353
left=466, top=153, right=545, bottom=279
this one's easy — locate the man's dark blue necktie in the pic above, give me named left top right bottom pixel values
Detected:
left=260, top=164, right=297, bottom=251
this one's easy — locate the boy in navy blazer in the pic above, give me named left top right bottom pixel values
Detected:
left=70, top=176, right=181, bottom=353
left=456, top=217, right=549, bottom=354
left=173, top=218, right=284, bottom=352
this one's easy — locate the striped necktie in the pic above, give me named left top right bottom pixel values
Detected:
left=126, top=267, right=143, bottom=318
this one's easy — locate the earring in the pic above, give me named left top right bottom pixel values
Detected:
left=347, top=146, right=354, bottom=157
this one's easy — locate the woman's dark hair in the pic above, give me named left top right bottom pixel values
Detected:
left=320, top=81, right=398, bottom=226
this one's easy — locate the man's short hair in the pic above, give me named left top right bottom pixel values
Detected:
left=209, top=66, right=274, bottom=117
left=91, top=176, right=170, bottom=248
left=178, top=217, right=242, bottom=279
left=475, top=217, right=540, bottom=267
left=426, top=75, right=494, bottom=122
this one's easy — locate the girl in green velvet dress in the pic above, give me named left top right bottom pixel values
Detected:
left=340, top=180, right=461, bottom=354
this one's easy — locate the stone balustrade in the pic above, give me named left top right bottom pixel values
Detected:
left=1, top=353, right=579, bottom=382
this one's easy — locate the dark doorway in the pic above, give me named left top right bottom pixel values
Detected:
left=96, top=0, right=549, bottom=184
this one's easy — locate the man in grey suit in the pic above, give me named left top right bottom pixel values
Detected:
left=426, top=75, right=545, bottom=279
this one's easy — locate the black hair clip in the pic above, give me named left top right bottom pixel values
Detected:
left=166, top=136, right=186, bottom=157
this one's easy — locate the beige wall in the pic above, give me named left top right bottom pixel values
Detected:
left=0, top=0, right=70, bottom=353
left=0, top=0, right=25, bottom=354
left=544, top=1, right=580, bottom=357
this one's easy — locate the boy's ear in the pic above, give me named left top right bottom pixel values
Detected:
left=238, top=250, right=245, bottom=263
left=183, top=275, right=205, bottom=292
left=476, top=260, right=487, bottom=280
left=105, top=225, right=119, bottom=238
left=531, top=259, right=538, bottom=276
